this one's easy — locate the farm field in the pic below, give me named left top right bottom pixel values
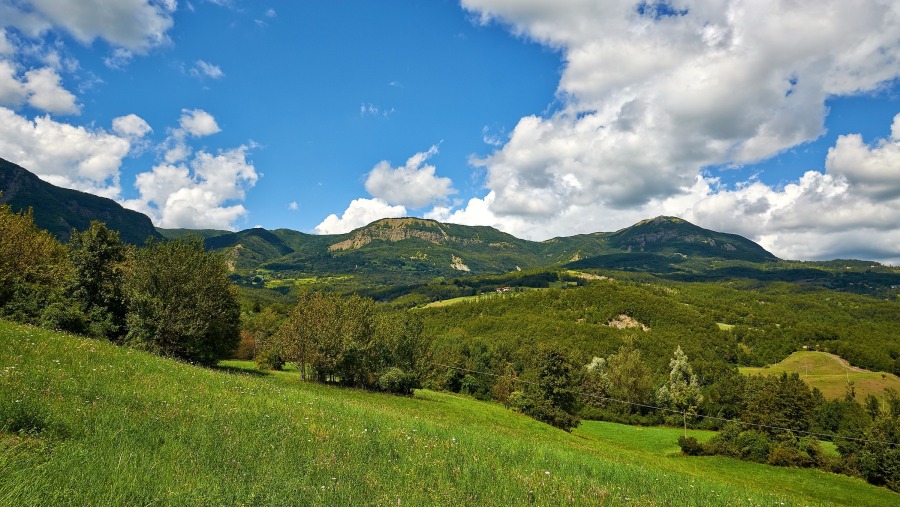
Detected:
left=740, top=351, right=900, bottom=400
left=2, top=321, right=897, bottom=506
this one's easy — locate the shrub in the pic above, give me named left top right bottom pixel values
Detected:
left=39, top=300, right=88, bottom=335
left=508, top=390, right=525, bottom=411
left=737, top=430, right=771, bottom=463
left=678, top=436, right=706, bottom=456
left=256, top=348, right=284, bottom=371
left=768, top=443, right=806, bottom=468
left=378, top=367, right=419, bottom=396
left=704, top=422, right=742, bottom=457
left=460, top=374, right=481, bottom=396
left=799, top=436, right=825, bottom=468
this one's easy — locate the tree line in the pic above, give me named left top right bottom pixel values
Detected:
left=0, top=203, right=239, bottom=365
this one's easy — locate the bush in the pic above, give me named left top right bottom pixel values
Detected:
left=256, top=349, right=284, bottom=371
left=521, top=397, right=580, bottom=432
left=678, top=436, right=706, bottom=456
left=39, top=300, right=88, bottom=335
left=508, top=390, right=525, bottom=411
left=460, top=374, right=481, bottom=396
left=704, top=422, right=741, bottom=457
left=799, top=436, right=825, bottom=468
left=737, top=430, right=771, bottom=463
left=378, top=367, right=419, bottom=396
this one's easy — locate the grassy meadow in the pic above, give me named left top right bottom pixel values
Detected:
left=2, top=321, right=898, bottom=506
left=740, top=351, right=900, bottom=400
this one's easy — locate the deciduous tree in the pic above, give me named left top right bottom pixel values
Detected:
left=124, top=238, right=240, bottom=365
left=0, top=203, right=71, bottom=324
left=68, top=221, right=128, bottom=339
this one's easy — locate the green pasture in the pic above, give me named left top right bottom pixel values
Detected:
left=1, top=321, right=896, bottom=506
left=740, top=351, right=900, bottom=400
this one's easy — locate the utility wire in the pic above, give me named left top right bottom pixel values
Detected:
left=431, top=361, right=900, bottom=448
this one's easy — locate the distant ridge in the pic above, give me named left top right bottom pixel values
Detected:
left=0, top=156, right=780, bottom=276
left=605, top=216, right=777, bottom=262
left=198, top=215, right=779, bottom=282
left=0, top=157, right=161, bottom=245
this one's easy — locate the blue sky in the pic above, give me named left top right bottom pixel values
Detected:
left=1, top=1, right=900, bottom=263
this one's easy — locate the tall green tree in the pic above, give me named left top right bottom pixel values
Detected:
left=742, top=373, right=816, bottom=437
left=657, top=346, right=703, bottom=435
left=605, top=341, right=655, bottom=415
left=520, top=344, right=582, bottom=431
left=854, top=416, right=900, bottom=491
left=582, top=356, right=612, bottom=410
left=0, top=203, right=72, bottom=324
left=492, top=362, right=519, bottom=408
left=124, top=237, right=240, bottom=365
left=68, top=221, right=128, bottom=339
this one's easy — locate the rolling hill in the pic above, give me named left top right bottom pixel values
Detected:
left=740, top=351, right=900, bottom=401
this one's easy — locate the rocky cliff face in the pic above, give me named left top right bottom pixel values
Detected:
left=329, top=218, right=468, bottom=251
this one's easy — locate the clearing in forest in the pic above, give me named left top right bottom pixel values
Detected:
left=740, top=351, right=900, bottom=400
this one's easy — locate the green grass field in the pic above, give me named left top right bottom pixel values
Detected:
left=2, top=321, right=897, bottom=505
left=740, top=351, right=900, bottom=400
left=423, top=291, right=522, bottom=308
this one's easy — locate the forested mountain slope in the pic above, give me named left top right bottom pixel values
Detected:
left=0, top=158, right=160, bottom=245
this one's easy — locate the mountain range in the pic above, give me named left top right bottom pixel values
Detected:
left=183, top=215, right=778, bottom=280
left=4, top=156, right=898, bottom=300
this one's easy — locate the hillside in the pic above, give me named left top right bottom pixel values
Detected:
left=0, top=158, right=160, bottom=245
left=1, top=320, right=896, bottom=506
left=421, top=277, right=900, bottom=378
left=214, top=217, right=544, bottom=277
left=740, top=351, right=900, bottom=400
left=156, top=227, right=231, bottom=240
left=605, top=216, right=777, bottom=261
left=199, top=214, right=900, bottom=305
left=214, top=215, right=787, bottom=295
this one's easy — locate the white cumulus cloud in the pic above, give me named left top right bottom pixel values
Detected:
left=314, top=198, right=407, bottom=235
left=1, top=0, right=177, bottom=52
left=23, top=67, right=79, bottom=114
left=824, top=116, right=900, bottom=199
left=440, top=0, right=900, bottom=261
left=364, top=145, right=455, bottom=208
left=0, top=60, right=27, bottom=106
left=0, top=105, right=130, bottom=197
left=125, top=145, right=259, bottom=230
left=163, top=109, right=221, bottom=163
left=179, top=108, right=221, bottom=137
left=112, top=113, right=152, bottom=139
left=0, top=60, right=79, bottom=115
